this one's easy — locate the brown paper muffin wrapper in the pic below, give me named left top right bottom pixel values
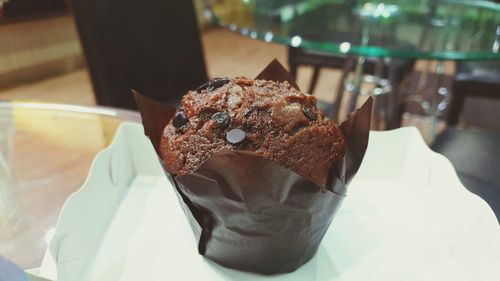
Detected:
left=133, top=60, right=372, bottom=275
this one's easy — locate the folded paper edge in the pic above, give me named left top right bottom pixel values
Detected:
left=132, top=89, right=177, bottom=155
left=329, top=97, right=373, bottom=194
left=255, top=59, right=300, bottom=90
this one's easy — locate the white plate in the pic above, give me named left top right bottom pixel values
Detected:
left=30, top=123, right=500, bottom=281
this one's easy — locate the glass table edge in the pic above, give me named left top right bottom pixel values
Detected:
left=0, top=101, right=141, bottom=122
left=209, top=10, right=500, bottom=61
left=443, top=0, right=500, bottom=11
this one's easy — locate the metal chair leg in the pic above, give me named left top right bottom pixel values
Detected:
left=333, top=57, right=354, bottom=121
left=447, top=82, right=466, bottom=126
left=288, top=47, right=298, bottom=80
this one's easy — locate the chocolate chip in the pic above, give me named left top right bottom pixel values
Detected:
left=196, top=82, right=210, bottom=92
left=226, top=128, right=246, bottom=144
left=172, top=110, right=189, bottom=131
left=212, top=111, right=230, bottom=129
left=302, top=107, right=317, bottom=121
left=196, top=78, right=230, bottom=92
left=208, top=78, right=230, bottom=91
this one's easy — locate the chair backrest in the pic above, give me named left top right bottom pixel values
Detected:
left=71, top=0, right=208, bottom=109
left=448, top=60, right=500, bottom=131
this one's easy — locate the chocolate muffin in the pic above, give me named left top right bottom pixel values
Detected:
left=160, top=77, right=345, bottom=188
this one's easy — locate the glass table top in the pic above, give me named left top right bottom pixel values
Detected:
left=208, top=0, right=500, bottom=60
left=0, top=101, right=140, bottom=269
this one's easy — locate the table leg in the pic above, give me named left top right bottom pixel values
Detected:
left=371, top=58, right=387, bottom=130
left=347, top=56, right=366, bottom=114
left=344, top=57, right=392, bottom=129
left=431, top=61, right=449, bottom=141
left=347, top=17, right=371, bottom=114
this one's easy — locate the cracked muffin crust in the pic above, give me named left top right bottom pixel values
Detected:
left=160, top=77, right=345, bottom=189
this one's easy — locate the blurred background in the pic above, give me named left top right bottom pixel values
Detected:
left=0, top=0, right=292, bottom=102
left=0, top=0, right=499, bottom=138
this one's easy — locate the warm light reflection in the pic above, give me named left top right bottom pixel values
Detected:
left=240, top=28, right=249, bottom=36
left=340, top=42, right=351, bottom=53
left=363, top=2, right=375, bottom=10
left=11, top=104, right=120, bottom=150
left=264, top=32, right=273, bottom=42
left=493, top=26, right=500, bottom=53
left=291, top=36, right=302, bottom=47
left=382, top=10, right=391, bottom=18
left=373, top=3, right=384, bottom=17
left=359, top=2, right=399, bottom=18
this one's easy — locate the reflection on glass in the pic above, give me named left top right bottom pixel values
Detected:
left=493, top=26, right=500, bottom=53
left=264, top=31, right=274, bottom=42
left=0, top=102, right=134, bottom=268
left=339, top=42, right=351, bottom=53
left=356, top=2, right=400, bottom=19
left=208, top=0, right=500, bottom=60
left=291, top=35, right=302, bottom=47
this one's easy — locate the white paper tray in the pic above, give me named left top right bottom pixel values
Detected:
left=27, top=123, right=500, bottom=281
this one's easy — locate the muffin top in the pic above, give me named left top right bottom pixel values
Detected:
left=160, top=77, right=345, bottom=188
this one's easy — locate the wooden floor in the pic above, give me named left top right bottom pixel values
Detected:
left=0, top=70, right=94, bottom=104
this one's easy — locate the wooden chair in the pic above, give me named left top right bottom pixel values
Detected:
left=286, top=2, right=416, bottom=126
left=70, top=0, right=208, bottom=109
